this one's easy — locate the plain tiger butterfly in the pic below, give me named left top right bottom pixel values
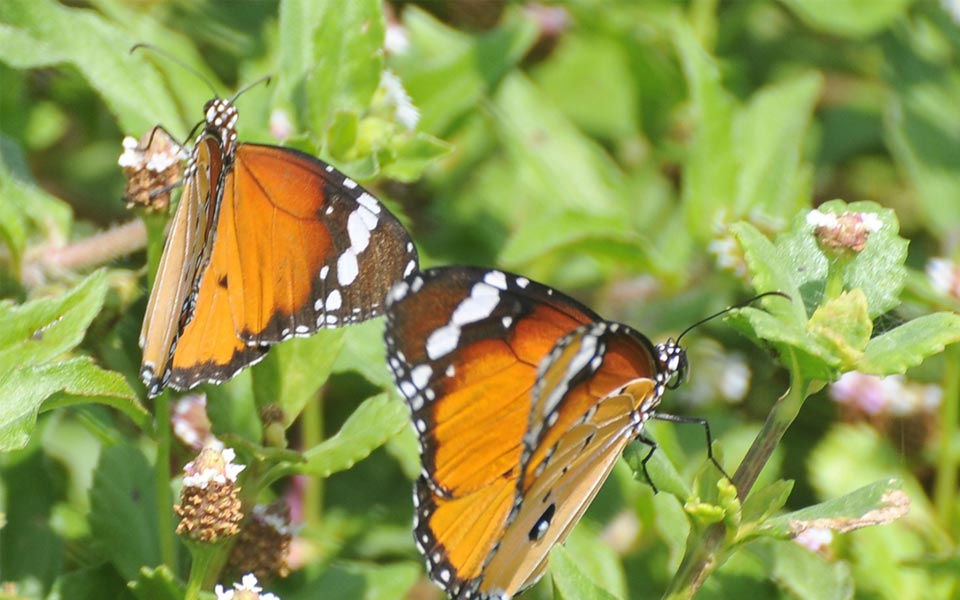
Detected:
left=383, top=265, right=779, bottom=599
left=127, top=78, right=419, bottom=398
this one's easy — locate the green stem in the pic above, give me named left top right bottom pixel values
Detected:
left=934, top=344, right=959, bottom=534
left=154, top=392, right=176, bottom=571
left=664, top=349, right=810, bottom=599
left=302, top=390, right=324, bottom=526
left=184, top=543, right=223, bottom=600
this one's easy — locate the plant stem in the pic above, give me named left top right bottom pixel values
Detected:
left=302, top=389, right=324, bottom=526
left=934, top=344, right=959, bottom=535
left=664, top=349, right=810, bottom=598
left=155, top=392, right=177, bottom=571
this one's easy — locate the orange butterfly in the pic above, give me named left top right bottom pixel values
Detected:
left=383, top=266, right=697, bottom=599
left=129, top=96, right=418, bottom=397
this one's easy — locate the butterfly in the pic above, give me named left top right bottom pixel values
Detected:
left=129, top=95, right=419, bottom=397
left=383, top=265, right=706, bottom=599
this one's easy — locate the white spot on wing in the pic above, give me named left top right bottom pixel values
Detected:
left=337, top=250, right=359, bottom=286
left=426, top=324, right=459, bottom=360
left=483, top=270, right=508, bottom=290
left=411, top=364, right=432, bottom=389
left=325, top=289, right=342, bottom=311
left=356, top=192, right=382, bottom=214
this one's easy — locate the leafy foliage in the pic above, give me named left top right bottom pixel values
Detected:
left=2, top=1, right=960, bottom=600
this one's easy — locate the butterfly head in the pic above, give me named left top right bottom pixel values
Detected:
left=202, top=98, right=239, bottom=151
left=656, top=338, right=688, bottom=391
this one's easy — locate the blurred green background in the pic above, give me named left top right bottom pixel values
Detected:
left=2, top=1, right=960, bottom=599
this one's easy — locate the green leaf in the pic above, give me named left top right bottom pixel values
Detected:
left=623, top=439, right=690, bottom=500
left=551, top=544, right=621, bottom=600
left=494, top=73, right=625, bottom=217
left=252, top=329, right=345, bottom=426
left=129, top=565, right=183, bottom=600
left=300, top=393, right=407, bottom=477
left=88, top=444, right=161, bottom=582
left=861, top=312, right=960, bottom=374
left=206, top=368, right=262, bottom=445
left=561, top=526, right=628, bottom=599
left=729, top=222, right=806, bottom=324
left=394, top=6, right=538, bottom=135
left=674, top=17, right=737, bottom=241
left=771, top=540, right=854, bottom=600
left=378, top=131, right=451, bottom=182
left=781, top=0, right=913, bottom=39
left=305, top=0, right=384, bottom=135
left=332, top=319, right=394, bottom=390
left=761, top=479, right=909, bottom=539
left=499, top=212, right=651, bottom=272
left=0, top=357, right=143, bottom=452
left=732, top=71, right=821, bottom=222
left=52, top=563, right=131, bottom=600
left=0, top=267, right=108, bottom=374
left=741, top=479, right=794, bottom=529
left=807, top=289, right=872, bottom=368
left=0, top=0, right=181, bottom=132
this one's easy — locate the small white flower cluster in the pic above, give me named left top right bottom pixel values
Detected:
left=215, top=574, right=280, bottom=600
left=182, top=443, right=246, bottom=489
left=117, top=133, right=185, bottom=172
left=794, top=527, right=833, bottom=553
left=379, top=70, right=420, bottom=130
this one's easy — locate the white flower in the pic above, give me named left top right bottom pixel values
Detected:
left=795, top=527, right=833, bottom=552
left=380, top=70, right=419, bottom=130
left=215, top=574, right=280, bottom=600
left=182, top=444, right=246, bottom=489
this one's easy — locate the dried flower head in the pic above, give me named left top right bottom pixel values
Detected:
left=227, top=502, right=295, bottom=581
left=215, top=574, right=280, bottom=600
left=807, top=209, right=881, bottom=253
left=118, top=127, right=186, bottom=212
left=175, top=444, right=245, bottom=543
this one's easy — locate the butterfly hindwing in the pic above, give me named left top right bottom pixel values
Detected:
left=384, top=267, right=679, bottom=599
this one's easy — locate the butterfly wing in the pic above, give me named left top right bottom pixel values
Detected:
left=140, top=134, right=222, bottom=396
left=165, top=143, right=418, bottom=392
left=481, top=322, right=663, bottom=596
left=383, top=266, right=603, bottom=598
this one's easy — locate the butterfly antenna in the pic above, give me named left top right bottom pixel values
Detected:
left=675, top=291, right=791, bottom=344
left=130, top=43, right=220, bottom=98
left=231, top=75, right=272, bottom=102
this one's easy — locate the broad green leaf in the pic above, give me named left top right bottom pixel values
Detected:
left=252, top=329, right=345, bottom=426
left=499, top=211, right=651, bottom=272
left=771, top=540, right=854, bottom=600
left=206, top=368, right=262, bottom=445
left=287, top=561, right=420, bottom=600
left=129, top=565, right=183, bottom=600
left=551, top=544, right=621, bottom=600
left=0, top=357, right=144, bottom=452
left=276, top=0, right=327, bottom=113
left=394, top=6, right=538, bottom=135
left=761, top=479, right=909, bottom=539
left=0, top=270, right=108, bottom=373
left=781, top=0, right=913, bottom=39
left=674, top=17, right=737, bottom=241
left=88, top=444, right=160, bottom=581
left=301, top=393, right=406, bottom=477
left=0, top=0, right=180, bottom=132
left=729, top=222, right=807, bottom=324
left=0, top=449, right=65, bottom=587
left=733, top=71, right=821, bottom=222
left=0, top=21, right=66, bottom=67
left=494, top=73, right=624, bottom=217
left=861, top=312, right=960, bottom=374
left=306, top=0, right=384, bottom=135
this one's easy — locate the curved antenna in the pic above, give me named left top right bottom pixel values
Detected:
left=676, top=291, right=791, bottom=344
left=130, top=43, right=219, bottom=98
left=230, top=75, right=272, bottom=103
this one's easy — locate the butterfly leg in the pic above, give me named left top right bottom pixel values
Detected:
left=651, top=413, right=734, bottom=486
left=633, top=430, right=660, bottom=494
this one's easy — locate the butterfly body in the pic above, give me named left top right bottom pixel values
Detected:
left=138, top=98, right=418, bottom=397
left=384, top=266, right=684, bottom=599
